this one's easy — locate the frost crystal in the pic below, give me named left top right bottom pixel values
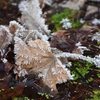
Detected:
left=55, top=52, right=100, bottom=68
left=0, top=25, right=12, bottom=50
left=92, top=32, right=100, bottom=42
left=19, top=0, right=50, bottom=35
left=14, top=37, right=73, bottom=92
left=13, top=65, right=28, bottom=77
left=60, top=18, right=72, bottom=29
left=80, top=18, right=85, bottom=24
left=92, top=18, right=100, bottom=25
left=75, top=42, right=89, bottom=54
left=43, top=0, right=52, bottom=6
left=2, top=58, right=8, bottom=63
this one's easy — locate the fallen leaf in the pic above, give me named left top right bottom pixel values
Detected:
left=14, top=37, right=71, bottom=93
left=0, top=26, right=12, bottom=50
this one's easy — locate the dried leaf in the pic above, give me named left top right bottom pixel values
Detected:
left=9, top=21, right=49, bottom=43
left=0, top=82, right=25, bottom=100
left=50, top=28, right=100, bottom=55
left=0, top=26, right=12, bottom=50
left=19, top=0, right=50, bottom=35
left=14, top=37, right=72, bottom=92
left=50, top=30, right=76, bottom=52
left=9, top=20, right=24, bottom=34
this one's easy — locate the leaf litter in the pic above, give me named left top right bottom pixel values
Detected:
left=0, top=0, right=100, bottom=100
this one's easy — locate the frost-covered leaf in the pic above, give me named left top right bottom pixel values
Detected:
left=9, top=21, right=48, bottom=42
left=15, top=29, right=48, bottom=42
left=14, top=37, right=73, bottom=92
left=9, top=20, right=24, bottom=34
left=19, top=0, right=50, bottom=35
left=0, top=26, right=12, bottom=50
left=55, top=52, right=100, bottom=68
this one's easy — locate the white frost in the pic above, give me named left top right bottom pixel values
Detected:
left=92, top=18, right=100, bottom=25
left=18, top=0, right=50, bottom=35
left=60, top=18, right=72, bottom=29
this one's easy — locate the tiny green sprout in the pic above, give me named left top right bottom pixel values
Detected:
left=1, top=89, right=5, bottom=91
left=38, top=92, right=44, bottom=96
left=86, top=78, right=93, bottom=83
left=38, top=92, right=54, bottom=99
left=86, top=90, right=100, bottom=100
left=89, top=45, right=91, bottom=47
left=49, top=94, right=54, bottom=98
left=91, top=2, right=94, bottom=5
left=97, top=73, right=100, bottom=78
left=79, top=83, right=82, bottom=85
left=11, top=87, right=14, bottom=90
left=24, top=97, right=28, bottom=100
left=12, top=98, right=17, bottom=100
left=68, top=35, right=70, bottom=39
left=97, top=42, right=100, bottom=45
left=72, top=60, right=94, bottom=80
left=73, top=81, right=77, bottom=84
left=83, top=23, right=88, bottom=26
left=45, top=94, right=49, bottom=99
left=0, top=78, right=3, bottom=81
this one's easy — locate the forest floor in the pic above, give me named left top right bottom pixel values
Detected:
left=0, top=0, right=100, bottom=100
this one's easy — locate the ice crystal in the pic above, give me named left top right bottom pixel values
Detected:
left=14, top=37, right=73, bottom=92
left=19, top=0, right=50, bottom=35
left=92, top=18, right=100, bottom=25
left=75, top=42, right=89, bottom=54
left=0, top=25, right=12, bottom=50
left=60, top=18, right=72, bottom=29
left=80, top=18, right=85, bottom=24
left=55, top=52, right=100, bottom=68
left=92, top=32, right=100, bottom=42
left=0, top=0, right=99, bottom=96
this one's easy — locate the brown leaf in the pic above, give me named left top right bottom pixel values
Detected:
left=0, top=26, right=12, bottom=50
left=0, top=78, right=25, bottom=100
left=14, top=37, right=70, bottom=93
left=50, top=30, right=76, bottom=52
left=9, top=21, right=19, bottom=34
left=19, top=0, right=50, bottom=35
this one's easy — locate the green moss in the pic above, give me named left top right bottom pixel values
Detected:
left=86, top=90, right=100, bottom=100
left=86, top=77, right=93, bottom=83
left=83, top=23, right=88, bottom=26
left=10, top=86, right=14, bottom=90
left=12, top=97, right=30, bottom=100
left=50, top=8, right=82, bottom=31
left=1, top=88, right=5, bottom=91
left=97, top=69, right=100, bottom=78
left=71, top=60, right=94, bottom=80
left=12, top=97, right=23, bottom=100
left=97, top=42, right=100, bottom=45
left=93, top=90, right=100, bottom=99
left=38, top=92, right=54, bottom=99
